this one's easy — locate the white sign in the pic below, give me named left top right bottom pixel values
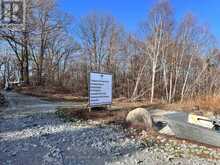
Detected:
left=89, top=72, right=112, bottom=107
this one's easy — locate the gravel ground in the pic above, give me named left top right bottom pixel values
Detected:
left=108, top=132, right=220, bottom=165
left=0, top=92, right=220, bottom=165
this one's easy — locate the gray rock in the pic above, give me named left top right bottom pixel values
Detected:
left=11, top=151, right=17, bottom=157
left=126, top=108, right=153, bottom=130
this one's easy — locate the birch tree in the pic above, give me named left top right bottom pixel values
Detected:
left=142, top=0, right=173, bottom=103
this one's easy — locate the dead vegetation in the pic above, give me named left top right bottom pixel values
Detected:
left=56, top=107, right=129, bottom=126
left=182, top=96, right=220, bottom=113
left=15, top=86, right=87, bottom=102
left=16, top=85, right=220, bottom=116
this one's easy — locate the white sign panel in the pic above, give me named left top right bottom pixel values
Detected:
left=89, top=72, right=112, bottom=107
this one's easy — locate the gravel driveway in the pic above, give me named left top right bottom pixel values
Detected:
left=0, top=92, right=220, bottom=165
left=0, top=92, right=141, bottom=165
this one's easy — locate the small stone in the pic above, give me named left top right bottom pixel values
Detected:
left=4, top=149, right=8, bottom=153
left=168, top=156, right=175, bottom=162
left=160, top=138, right=166, bottom=143
left=32, top=144, right=38, bottom=147
left=11, top=151, right=17, bottom=157
left=22, top=147, right=29, bottom=152
left=137, top=160, right=144, bottom=164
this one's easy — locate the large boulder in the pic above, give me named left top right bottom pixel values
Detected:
left=126, top=108, right=153, bottom=130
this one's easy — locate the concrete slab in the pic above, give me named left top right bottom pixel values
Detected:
left=165, top=112, right=220, bottom=147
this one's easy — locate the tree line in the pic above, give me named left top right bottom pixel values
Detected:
left=0, top=0, right=220, bottom=103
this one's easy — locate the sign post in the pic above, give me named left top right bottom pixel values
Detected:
left=89, top=72, right=112, bottom=110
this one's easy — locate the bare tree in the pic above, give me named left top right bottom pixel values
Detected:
left=141, top=0, right=173, bottom=103
left=78, top=13, right=124, bottom=72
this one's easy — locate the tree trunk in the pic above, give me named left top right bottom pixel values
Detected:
left=20, top=61, right=24, bottom=82
left=24, top=45, right=29, bottom=84
left=151, top=63, right=156, bottom=103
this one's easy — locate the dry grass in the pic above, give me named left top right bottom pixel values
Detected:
left=182, top=95, right=220, bottom=113
left=145, top=96, right=220, bottom=114
left=15, top=86, right=87, bottom=102
left=15, top=86, right=220, bottom=114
